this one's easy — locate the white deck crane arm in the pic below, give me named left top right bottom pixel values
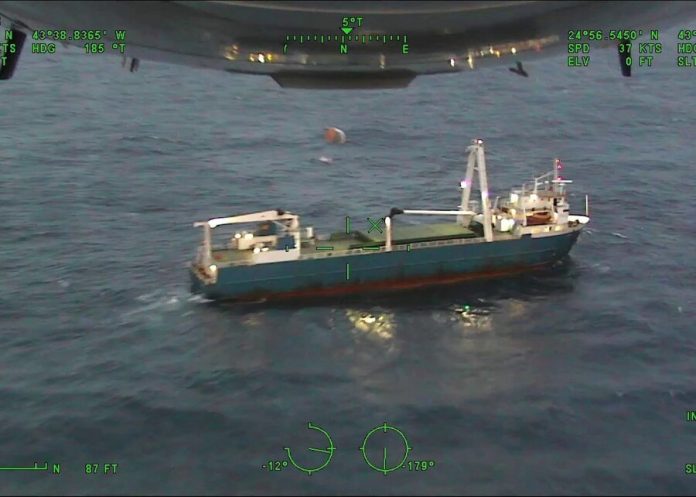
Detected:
left=194, top=210, right=298, bottom=229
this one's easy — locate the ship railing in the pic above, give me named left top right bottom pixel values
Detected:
left=210, top=233, right=496, bottom=267
left=297, top=235, right=488, bottom=260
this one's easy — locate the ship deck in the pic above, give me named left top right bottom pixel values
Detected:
left=325, top=222, right=480, bottom=249
left=209, top=222, right=481, bottom=266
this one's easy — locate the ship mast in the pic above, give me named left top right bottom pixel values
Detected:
left=460, top=139, right=493, bottom=242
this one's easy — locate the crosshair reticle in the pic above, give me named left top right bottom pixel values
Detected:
left=284, top=422, right=335, bottom=476
left=359, top=422, right=412, bottom=475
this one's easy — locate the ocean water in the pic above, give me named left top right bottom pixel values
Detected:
left=1, top=27, right=696, bottom=496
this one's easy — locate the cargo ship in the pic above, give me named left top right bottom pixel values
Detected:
left=190, top=139, right=590, bottom=302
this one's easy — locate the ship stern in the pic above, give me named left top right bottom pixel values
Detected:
left=189, top=263, right=216, bottom=297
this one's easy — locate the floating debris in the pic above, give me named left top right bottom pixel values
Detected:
left=451, top=304, right=492, bottom=330
left=346, top=310, right=394, bottom=339
left=318, top=156, right=333, bottom=164
left=324, top=127, right=346, bottom=144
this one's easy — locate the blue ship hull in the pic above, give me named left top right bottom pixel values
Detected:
left=190, top=230, right=581, bottom=302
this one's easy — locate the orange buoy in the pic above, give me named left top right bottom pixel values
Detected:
left=324, top=127, right=346, bottom=144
